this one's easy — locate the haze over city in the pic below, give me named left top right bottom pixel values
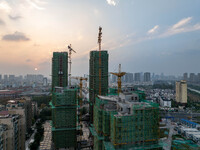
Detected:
left=1, top=1, right=200, bottom=150
left=0, top=0, right=200, bottom=77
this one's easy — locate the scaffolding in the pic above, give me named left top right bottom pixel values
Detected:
left=89, top=50, right=109, bottom=123
left=92, top=94, right=162, bottom=150
left=51, top=52, right=78, bottom=149
left=110, top=105, right=159, bottom=148
left=52, top=88, right=77, bottom=106
left=52, top=128, right=77, bottom=148
left=50, top=88, right=78, bottom=149
left=52, top=52, right=68, bottom=88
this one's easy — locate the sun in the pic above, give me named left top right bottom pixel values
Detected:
left=34, top=68, right=38, bottom=71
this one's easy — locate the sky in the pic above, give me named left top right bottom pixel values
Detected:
left=0, top=0, right=200, bottom=77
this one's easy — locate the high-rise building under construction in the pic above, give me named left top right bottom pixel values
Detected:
left=92, top=92, right=161, bottom=150
left=52, top=52, right=68, bottom=88
left=51, top=52, right=77, bottom=149
left=89, top=50, right=109, bottom=123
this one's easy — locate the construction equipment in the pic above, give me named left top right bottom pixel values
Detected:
left=68, top=44, right=76, bottom=86
left=71, top=76, right=87, bottom=103
left=111, top=64, right=126, bottom=94
left=98, top=26, right=102, bottom=95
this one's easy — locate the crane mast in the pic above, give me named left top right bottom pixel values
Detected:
left=71, top=76, right=87, bottom=105
left=68, top=44, right=76, bottom=86
left=98, top=27, right=102, bottom=95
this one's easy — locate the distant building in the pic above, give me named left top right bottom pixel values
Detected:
left=43, top=77, right=48, bottom=86
left=198, top=73, right=200, bottom=83
left=183, top=73, right=188, bottom=81
left=189, top=73, right=195, bottom=83
left=111, top=74, right=117, bottom=83
left=124, top=73, right=134, bottom=83
left=144, top=72, right=151, bottom=82
left=3, top=75, right=8, bottom=82
left=134, top=73, right=141, bottom=82
left=8, top=75, right=15, bottom=82
left=0, top=74, right=2, bottom=82
left=25, top=74, right=44, bottom=85
left=176, top=80, right=187, bottom=104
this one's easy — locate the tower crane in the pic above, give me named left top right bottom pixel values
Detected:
left=68, top=44, right=76, bottom=86
left=71, top=76, right=87, bottom=105
left=111, top=64, right=126, bottom=94
left=98, top=27, right=102, bottom=95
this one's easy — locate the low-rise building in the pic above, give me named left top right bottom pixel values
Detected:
left=160, top=98, right=171, bottom=107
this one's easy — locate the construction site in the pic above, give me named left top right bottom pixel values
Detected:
left=50, top=27, right=163, bottom=150
left=89, top=91, right=162, bottom=150
left=87, top=27, right=163, bottom=149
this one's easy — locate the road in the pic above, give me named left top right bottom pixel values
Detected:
left=163, top=120, right=175, bottom=150
left=188, top=88, right=200, bottom=94
left=160, top=111, right=200, bottom=121
left=25, top=120, right=38, bottom=150
left=25, top=129, right=37, bottom=150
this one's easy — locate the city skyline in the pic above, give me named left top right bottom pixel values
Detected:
left=0, top=0, right=200, bottom=76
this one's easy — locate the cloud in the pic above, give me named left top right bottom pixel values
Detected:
left=161, top=17, right=200, bottom=37
left=107, top=0, right=117, bottom=6
left=0, top=0, right=11, bottom=13
left=0, top=19, right=5, bottom=25
left=104, top=17, right=200, bottom=50
left=172, top=17, right=192, bottom=29
left=9, top=15, right=22, bottom=20
left=26, top=0, right=46, bottom=10
left=2, top=32, right=30, bottom=41
left=148, top=25, right=159, bottom=34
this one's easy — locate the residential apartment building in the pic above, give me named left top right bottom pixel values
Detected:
left=176, top=80, right=187, bottom=104
left=0, top=111, right=25, bottom=150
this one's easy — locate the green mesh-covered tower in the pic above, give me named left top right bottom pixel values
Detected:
left=89, top=50, right=109, bottom=123
left=52, top=52, right=68, bottom=88
left=92, top=95, right=161, bottom=150
left=51, top=52, right=77, bottom=149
